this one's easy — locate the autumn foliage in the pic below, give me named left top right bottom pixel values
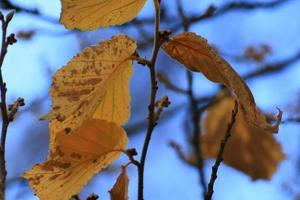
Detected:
left=0, top=0, right=289, bottom=200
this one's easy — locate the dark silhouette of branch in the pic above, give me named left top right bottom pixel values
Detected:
left=189, top=0, right=291, bottom=25
left=244, top=51, right=300, bottom=80
left=1, top=0, right=291, bottom=38
left=0, top=11, right=24, bottom=200
left=175, top=0, right=209, bottom=197
left=157, top=72, right=188, bottom=95
left=0, top=0, right=58, bottom=24
left=132, top=0, right=292, bottom=47
left=137, top=1, right=170, bottom=200
left=205, top=101, right=239, bottom=200
left=169, top=141, right=195, bottom=166
left=186, top=70, right=207, bottom=197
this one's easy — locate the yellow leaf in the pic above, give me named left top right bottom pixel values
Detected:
left=60, top=0, right=147, bottom=30
left=44, top=35, right=136, bottom=136
left=163, top=32, right=282, bottom=134
left=23, top=119, right=128, bottom=200
left=109, top=167, right=129, bottom=200
left=202, top=94, right=285, bottom=180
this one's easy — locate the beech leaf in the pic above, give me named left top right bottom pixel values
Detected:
left=109, top=166, right=129, bottom=200
left=163, top=32, right=282, bottom=134
left=43, top=35, right=136, bottom=136
left=202, top=94, right=285, bottom=180
left=60, top=0, right=147, bottom=30
left=23, top=119, right=128, bottom=200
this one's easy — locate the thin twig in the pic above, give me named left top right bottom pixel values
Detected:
left=175, top=0, right=208, bottom=197
left=186, top=70, right=207, bottom=198
left=134, top=0, right=291, bottom=48
left=169, top=141, right=195, bottom=167
left=0, top=0, right=58, bottom=24
left=0, top=11, right=24, bottom=200
left=157, top=72, right=188, bottom=95
left=137, top=1, right=164, bottom=200
left=205, top=101, right=239, bottom=200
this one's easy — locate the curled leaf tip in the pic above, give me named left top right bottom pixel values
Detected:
left=273, top=108, right=283, bottom=134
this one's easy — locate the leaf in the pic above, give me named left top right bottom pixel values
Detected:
left=60, top=0, right=147, bottom=30
left=202, top=94, right=285, bottom=180
left=23, top=119, right=128, bottom=200
left=109, top=166, right=129, bottom=200
left=163, top=32, right=282, bottom=134
left=43, top=35, right=136, bottom=135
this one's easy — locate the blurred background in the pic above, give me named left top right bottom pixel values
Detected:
left=0, top=0, right=300, bottom=199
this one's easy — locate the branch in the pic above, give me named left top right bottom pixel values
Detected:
left=190, top=0, right=291, bottom=23
left=205, top=101, right=239, bottom=200
left=135, top=0, right=292, bottom=46
left=175, top=0, right=207, bottom=197
left=157, top=72, right=188, bottom=95
left=186, top=70, right=207, bottom=198
left=169, top=141, right=196, bottom=167
left=243, top=51, right=300, bottom=80
left=0, top=11, right=24, bottom=200
left=0, top=0, right=58, bottom=24
left=137, top=1, right=169, bottom=200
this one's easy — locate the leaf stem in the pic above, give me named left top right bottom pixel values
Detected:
left=137, top=1, right=161, bottom=200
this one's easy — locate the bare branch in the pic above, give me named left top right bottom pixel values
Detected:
left=205, top=101, right=239, bottom=200
left=0, top=10, right=24, bottom=200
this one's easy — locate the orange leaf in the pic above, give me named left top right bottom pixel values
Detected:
left=109, top=166, right=129, bottom=200
left=202, top=94, right=285, bottom=180
left=163, top=32, right=282, bottom=134
left=23, top=119, right=128, bottom=200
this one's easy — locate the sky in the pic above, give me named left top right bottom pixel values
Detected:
left=1, top=0, right=300, bottom=199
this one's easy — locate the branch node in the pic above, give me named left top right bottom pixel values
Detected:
left=7, top=33, right=17, bottom=45
left=86, top=194, right=99, bottom=200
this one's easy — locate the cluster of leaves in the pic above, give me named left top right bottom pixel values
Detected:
left=21, top=1, right=285, bottom=200
left=22, top=1, right=146, bottom=199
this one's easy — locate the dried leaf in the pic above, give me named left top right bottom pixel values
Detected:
left=23, top=119, right=128, bottom=200
left=109, top=167, right=129, bottom=200
left=163, top=32, right=282, bottom=134
left=202, top=95, right=285, bottom=180
left=43, top=35, right=136, bottom=136
left=60, top=0, right=147, bottom=30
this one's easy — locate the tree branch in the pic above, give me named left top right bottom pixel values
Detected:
left=205, top=101, right=239, bottom=200
left=137, top=1, right=167, bottom=200
left=0, top=0, right=58, bottom=24
left=0, top=11, right=24, bottom=200
left=175, top=0, right=208, bottom=197
left=189, top=0, right=291, bottom=25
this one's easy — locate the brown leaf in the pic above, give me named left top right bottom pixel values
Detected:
left=163, top=32, right=282, bottom=134
left=23, top=119, right=128, bottom=200
left=109, top=166, right=129, bottom=200
left=202, top=94, right=285, bottom=180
